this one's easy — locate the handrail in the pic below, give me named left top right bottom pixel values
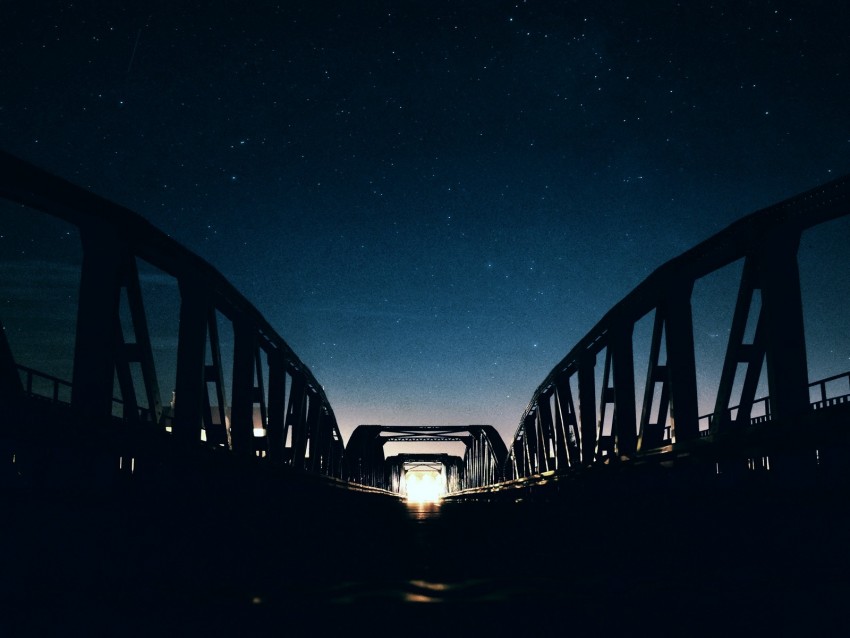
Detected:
left=698, top=371, right=850, bottom=431
left=16, top=364, right=73, bottom=404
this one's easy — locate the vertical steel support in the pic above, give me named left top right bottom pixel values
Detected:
left=112, top=256, right=163, bottom=426
left=578, top=352, right=597, bottom=465
left=71, top=232, right=124, bottom=426
left=253, top=348, right=268, bottom=436
left=371, top=437, right=385, bottom=487
left=712, top=257, right=766, bottom=432
left=638, top=309, right=668, bottom=451
left=266, top=352, right=287, bottom=462
left=328, top=428, right=342, bottom=478
left=475, top=438, right=483, bottom=487
left=665, top=288, right=700, bottom=443
left=512, top=443, right=521, bottom=478
left=467, top=438, right=475, bottom=487
left=537, top=396, right=555, bottom=472
left=509, top=447, right=519, bottom=480
left=305, top=391, right=322, bottom=472
left=230, top=319, right=257, bottom=458
left=113, top=308, right=140, bottom=425
left=610, top=326, right=637, bottom=457
left=758, top=232, right=809, bottom=422
left=597, top=348, right=615, bottom=458
left=122, top=257, right=163, bottom=424
left=638, top=291, right=699, bottom=450
left=312, top=408, right=330, bottom=473
left=472, top=437, right=480, bottom=487
left=287, top=376, right=308, bottom=468
left=554, top=375, right=581, bottom=468
left=522, top=419, right=534, bottom=477
left=524, top=413, right=539, bottom=474
left=174, top=278, right=209, bottom=446
left=203, top=310, right=229, bottom=447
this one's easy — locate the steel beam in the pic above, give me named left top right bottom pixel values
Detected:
left=203, top=309, right=229, bottom=447
left=287, top=376, right=308, bottom=468
left=758, top=231, right=809, bottom=422
left=554, top=375, right=581, bottom=468
left=122, top=257, right=163, bottom=425
left=664, top=289, right=699, bottom=443
left=71, top=232, right=124, bottom=426
left=712, top=257, right=766, bottom=432
left=174, top=277, right=210, bottom=446
left=266, top=351, right=287, bottom=462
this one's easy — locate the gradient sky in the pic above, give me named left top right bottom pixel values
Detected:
left=1, top=1, right=849, bottom=450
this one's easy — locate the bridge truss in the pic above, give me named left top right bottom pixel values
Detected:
left=0, top=151, right=344, bottom=480
left=498, top=173, right=850, bottom=488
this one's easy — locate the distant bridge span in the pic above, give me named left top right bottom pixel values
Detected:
left=345, top=425, right=507, bottom=491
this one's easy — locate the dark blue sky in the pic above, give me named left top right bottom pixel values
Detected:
left=1, top=1, right=849, bottom=447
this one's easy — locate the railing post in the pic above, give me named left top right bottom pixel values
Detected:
left=609, top=325, right=637, bottom=457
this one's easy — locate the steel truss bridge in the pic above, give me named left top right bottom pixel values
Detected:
left=1, top=150, right=850, bottom=627
left=491, top=169, right=850, bottom=496
left=0, top=151, right=346, bottom=485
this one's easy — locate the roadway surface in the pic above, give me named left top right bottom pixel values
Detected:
left=3, top=453, right=850, bottom=635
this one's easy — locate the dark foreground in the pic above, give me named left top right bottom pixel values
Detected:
left=2, top=443, right=850, bottom=636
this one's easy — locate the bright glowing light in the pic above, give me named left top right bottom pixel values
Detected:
left=405, top=471, right=443, bottom=503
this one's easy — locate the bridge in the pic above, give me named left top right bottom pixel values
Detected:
left=1, top=150, right=849, bottom=631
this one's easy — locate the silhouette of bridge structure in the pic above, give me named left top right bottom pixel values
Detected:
left=1, top=150, right=850, bottom=629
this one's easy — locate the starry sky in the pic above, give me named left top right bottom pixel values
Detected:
left=1, top=1, right=849, bottom=449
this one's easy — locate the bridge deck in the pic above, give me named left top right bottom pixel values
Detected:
left=3, top=443, right=850, bottom=633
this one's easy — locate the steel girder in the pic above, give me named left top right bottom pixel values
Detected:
left=0, top=151, right=344, bottom=478
left=344, top=425, right=507, bottom=492
left=507, top=173, right=850, bottom=480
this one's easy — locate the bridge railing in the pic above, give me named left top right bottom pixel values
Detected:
left=17, top=364, right=163, bottom=426
left=810, top=371, right=850, bottom=410
left=698, top=372, right=850, bottom=432
left=16, top=364, right=73, bottom=406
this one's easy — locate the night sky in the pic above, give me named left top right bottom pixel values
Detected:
left=1, top=1, right=849, bottom=449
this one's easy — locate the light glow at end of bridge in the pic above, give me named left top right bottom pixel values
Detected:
left=405, top=470, right=444, bottom=504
